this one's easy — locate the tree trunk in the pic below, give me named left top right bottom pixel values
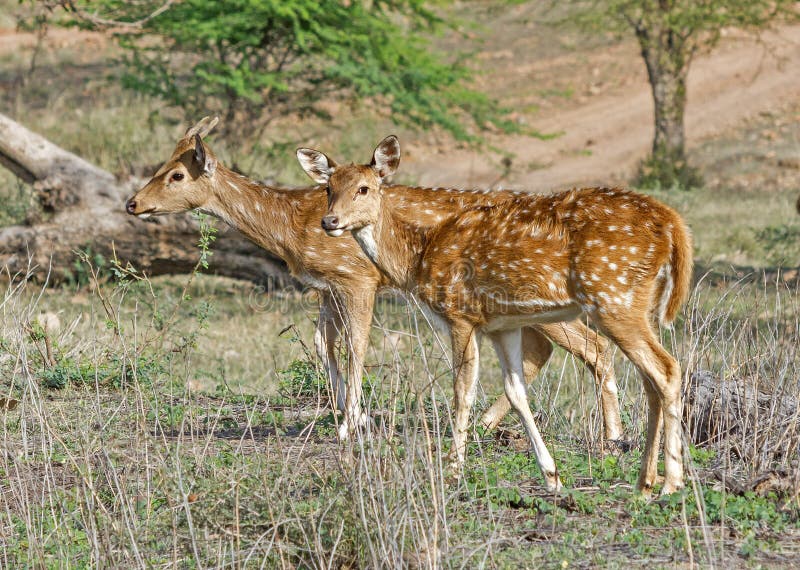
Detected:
left=645, top=51, right=687, bottom=167
left=0, top=112, right=291, bottom=287
left=635, top=24, right=700, bottom=188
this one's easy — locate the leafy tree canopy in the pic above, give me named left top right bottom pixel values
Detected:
left=565, top=0, right=798, bottom=59
left=63, top=0, right=512, bottom=140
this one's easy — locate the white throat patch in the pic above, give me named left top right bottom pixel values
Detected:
left=353, top=226, right=379, bottom=264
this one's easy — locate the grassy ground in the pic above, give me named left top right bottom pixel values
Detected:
left=2, top=5, right=800, bottom=567
left=1, top=258, right=799, bottom=567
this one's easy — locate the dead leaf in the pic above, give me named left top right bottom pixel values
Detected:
left=0, top=397, right=19, bottom=411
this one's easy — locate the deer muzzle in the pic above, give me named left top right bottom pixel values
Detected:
left=321, top=215, right=344, bottom=237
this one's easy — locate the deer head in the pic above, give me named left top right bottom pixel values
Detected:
left=125, top=116, right=220, bottom=218
left=297, top=135, right=400, bottom=236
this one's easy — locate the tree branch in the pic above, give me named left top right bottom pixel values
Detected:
left=54, top=0, right=175, bottom=30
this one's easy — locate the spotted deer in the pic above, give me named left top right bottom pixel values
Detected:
left=300, top=135, right=693, bottom=495
left=125, top=117, right=623, bottom=446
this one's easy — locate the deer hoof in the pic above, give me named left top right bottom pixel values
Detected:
left=337, top=411, right=372, bottom=441
left=659, top=479, right=685, bottom=497
left=544, top=472, right=563, bottom=493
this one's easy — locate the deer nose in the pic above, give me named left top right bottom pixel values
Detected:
left=125, top=199, right=137, bottom=215
left=321, top=215, right=339, bottom=230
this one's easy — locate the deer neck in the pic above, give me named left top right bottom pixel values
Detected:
left=202, top=165, right=299, bottom=259
left=352, top=205, right=430, bottom=289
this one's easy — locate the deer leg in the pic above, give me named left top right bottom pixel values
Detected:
left=538, top=321, right=624, bottom=441
left=336, top=290, right=375, bottom=441
left=479, top=327, right=552, bottom=431
left=601, top=317, right=683, bottom=496
left=449, top=322, right=480, bottom=465
left=640, top=379, right=663, bottom=494
left=315, top=294, right=346, bottom=413
left=489, top=328, right=562, bottom=492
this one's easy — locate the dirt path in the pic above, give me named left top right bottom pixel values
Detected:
left=407, top=26, right=800, bottom=191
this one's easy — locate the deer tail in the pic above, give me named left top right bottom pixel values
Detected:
left=657, top=216, right=693, bottom=326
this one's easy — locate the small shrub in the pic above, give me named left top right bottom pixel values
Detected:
left=39, top=354, right=163, bottom=390
left=635, top=154, right=704, bottom=191
left=278, top=359, right=327, bottom=400
left=755, top=224, right=800, bottom=266
left=0, top=179, right=38, bottom=226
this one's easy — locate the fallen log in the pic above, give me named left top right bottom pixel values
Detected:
left=685, top=370, right=800, bottom=465
left=0, top=112, right=292, bottom=287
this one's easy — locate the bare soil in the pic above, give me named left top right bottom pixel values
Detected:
left=407, top=24, right=800, bottom=191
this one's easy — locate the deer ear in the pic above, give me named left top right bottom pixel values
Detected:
left=194, top=134, right=217, bottom=176
left=370, top=135, right=400, bottom=180
left=185, top=116, right=220, bottom=139
left=297, top=148, right=337, bottom=184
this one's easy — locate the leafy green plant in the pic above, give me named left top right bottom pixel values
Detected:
left=61, top=247, right=108, bottom=289
left=194, top=212, right=217, bottom=271
left=755, top=224, right=800, bottom=265
left=278, top=359, right=327, bottom=400
left=40, top=354, right=163, bottom=390
left=147, top=400, right=188, bottom=429
left=0, top=179, right=37, bottom=227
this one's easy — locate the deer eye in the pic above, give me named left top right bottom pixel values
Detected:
left=358, top=186, right=369, bottom=195
left=171, top=172, right=185, bottom=182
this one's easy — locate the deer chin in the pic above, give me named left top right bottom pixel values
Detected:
left=325, top=228, right=345, bottom=237
left=137, top=213, right=152, bottom=219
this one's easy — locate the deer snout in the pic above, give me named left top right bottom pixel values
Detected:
left=321, top=215, right=346, bottom=237
left=126, top=196, right=155, bottom=218
left=321, top=215, right=339, bottom=231
left=125, top=198, right=137, bottom=215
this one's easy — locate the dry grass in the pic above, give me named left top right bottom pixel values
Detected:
left=1, top=254, right=799, bottom=567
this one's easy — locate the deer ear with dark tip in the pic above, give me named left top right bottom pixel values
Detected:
left=297, top=148, right=337, bottom=184
left=194, top=134, right=205, bottom=166
left=370, top=135, right=400, bottom=180
left=193, top=134, right=217, bottom=176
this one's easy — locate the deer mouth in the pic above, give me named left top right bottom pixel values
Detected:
left=325, top=228, right=345, bottom=237
left=136, top=208, right=157, bottom=219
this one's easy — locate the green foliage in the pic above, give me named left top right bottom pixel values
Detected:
left=147, top=399, right=188, bottom=429
left=464, top=451, right=536, bottom=508
left=635, top=152, right=703, bottom=191
left=278, top=359, right=327, bottom=399
left=40, top=354, right=163, bottom=390
left=194, top=212, right=217, bottom=270
left=0, top=179, right=37, bottom=227
left=62, top=247, right=107, bottom=288
left=69, top=0, right=512, bottom=140
left=564, top=0, right=799, bottom=46
left=755, top=224, right=800, bottom=266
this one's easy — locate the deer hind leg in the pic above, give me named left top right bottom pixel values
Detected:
left=489, top=328, right=562, bottom=492
left=640, top=379, right=664, bottom=492
left=537, top=321, right=623, bottom=442
left=600, top=316, right=683, bottom=496
left=316, top=294, right=346, bottom=413
left=449, top=321, right=481, bottom=465
left=479, top=327, right=552, bottom=431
